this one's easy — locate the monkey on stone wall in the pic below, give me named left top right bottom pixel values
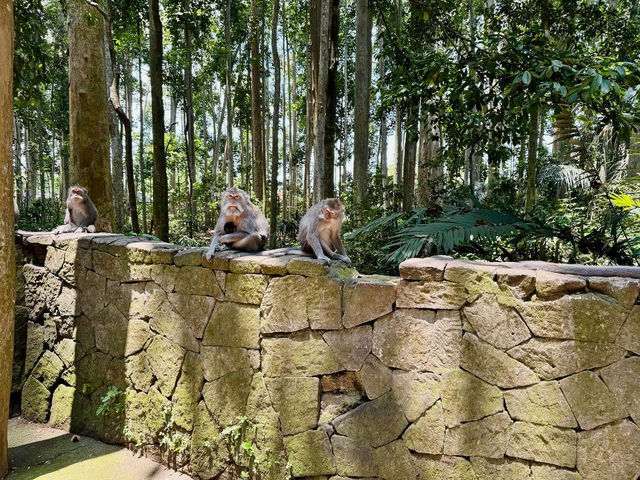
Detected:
left=204, top=187, right=269, bottom=260
left=298, top=198, right=351, bottom=263
left=52, top=186, right=98, bottom=234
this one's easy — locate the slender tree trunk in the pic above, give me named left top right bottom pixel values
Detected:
left=291, top=50, right=298, bottom=213
left=379, top=37, right=389, bottom=209
left=304, top=12, right=313, bottom=209
left=394, top=108, right=403, bottom=209
left=61, top=130, right=69, bottom=202
left=224, top=1, right=234, bottom=188
left=281, top=12, right=287, bottom=221
left=323, top=0, right=339, bottom=198
left=14, top=118, right=22, bottom=208
left=313, top=0, right=330, bottom=202
left=417, top=112, right=441, bottom=205
left=251, top=0, right=265, bottom=201
left=107, top=51, right=124, bottom=231
left=402, top=104, right=417, bottom=210
left=270, top=0, right=281, bottom=247
left=68, top=0, right=114, bottom=230
left=183, top=0, right=196, bottom=221
left=138, top=21, right=147, bottom=232
left=525, top=102, right=539, bottom=213
left=149, top=0, right=168, bottom=240
left=0, top=2, right=15, bottom=475
left=341, top=43, right=349, bottom=196
left=354, top=0, right=372, bottom=205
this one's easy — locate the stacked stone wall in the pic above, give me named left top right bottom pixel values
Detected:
left=12, top=231, right=640, bottom=480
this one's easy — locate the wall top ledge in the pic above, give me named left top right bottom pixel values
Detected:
left=399, top=255, right=640, bottom=281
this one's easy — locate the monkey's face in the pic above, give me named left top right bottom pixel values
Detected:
left=321, top=206, right=343, bottom=223
left=69, top=186, right=87, bottom=203
left=222, top=188, right=248, bottom=217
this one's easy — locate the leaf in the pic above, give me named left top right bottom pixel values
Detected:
left=522, top=71, right=532, bottom=85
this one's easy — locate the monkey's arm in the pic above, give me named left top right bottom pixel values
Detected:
left=332, top=232, right=350, bottom=262
left=205, top=233, right=222, bottom=261
left=308, top=234, right=331, bottom=262
left=53, top=209, right=74, bottom=234
left=219, top=232, right=249, bottom=243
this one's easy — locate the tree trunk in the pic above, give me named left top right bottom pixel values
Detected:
left=14, top=118, right=22, bottom=208
left=394, top=108, right=403, bottom=209
left=149, top=0, right=168, bottom=240
left=138, top=20, right=147, bottom=232
left=68, top=0, right=114, bottom=231
left=281, top=14, right=287, bottom=221
left=417, top=112, right=441, bottom=205
left=312, top=0, right=330, bottom=202
left=183, top=0, right=196, bottom=222
left=304, top=15, right=313, bottom=209
left=61, top=130, right=69, bottom=202
left=251, top=0, right=265, bottom=201
left=378, top=36, right=389, bottom=209
left=0, top=2, right=15, bottom=475
left=525, top=102, right=539, bottom=213
left=323, top=0, right=339, bottom=198
left=291, top=50, right=298, bottom=213
left=224, top=1, right=234, bottom=188
left=402, top=104, right=417, bottom=210
left=270, top=0, right=281, bottom=248
left=354, top=0, right=372, bottom=205
left=106, top=48, right=124, bottom=231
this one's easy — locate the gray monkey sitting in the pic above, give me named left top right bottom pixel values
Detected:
left=298, top=198, right=351, bottom=263
left=53, top=186, right=98, bottom=234
left=204, top=187, right=269, bottom=261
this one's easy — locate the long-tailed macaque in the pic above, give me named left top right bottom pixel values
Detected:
left=298, top=198, right=351, bottom=263
left=52, top=186, right=98, bottom=234
left=204, top=187, right=269, bottom=261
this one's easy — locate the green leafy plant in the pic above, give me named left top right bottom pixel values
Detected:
left=96, top=386, right=124, bottom=417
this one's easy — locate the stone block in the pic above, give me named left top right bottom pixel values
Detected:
left=22, top=376, right=51, bottom=423
left=93, top=304, right=128, bottom=358
left=588, top=276, right=640, bottom=309
left=202, top=366, right=253, bottom=427
left=225, top=273, right=269, bottom=305
left=413, top=454, right=476, bottom=480
left=284, top=430, right=336, bottom=477
left=402, top=400, right=445, bottom=454
left=461, top=333, right=538, bottom=388
left=441, top=369, right=503, bottom=427
left=507, top=422, right=577, bottom=468
left=201, top=346, right=254, bottom=382
left=342, top=280, right=396, bottom=328
left=531, top=465, right=582, bottom=480
left=372, top=309, right=461, bottom=372
left=471, top=457, right=532, bottom=480
left=373, top=440, right=417, bottom=480
left=31, top=350, right=64, bottom=389
left=172, top=351, right=204, bottom=431
left=518, top=293, right=626, bottom=342
left=463, top=294, right=531, bottom=350
left=391, top=370, right=440, bottom=422
left=444, top=412, right=511, bottom=459
left=577, top=420, right=640, bottom=480
left=203, top=302, right=260, bottom=349
left=323, top=325, right=372, bottom=371
left=331, top=435, right=377, bottom=478
left=508, top=338, right=626, bottom=380
left=174, top=266, right=224, bottom=299
left=398, top=257, right=447, bottom=281
left=600, top=356, right=640, bottom=424
left=535, top=270, right=586, bottom=298
left=146, top=335, right=185, bottom=397
left=49, top=384, right=75, bottom=428
left=504, top=381, right=577, bottom=428
left=358, top=354, right=391, bottom=399
left=332, top=391, right=408, bottom=448
left=265, top=376, right=320, bottom=434
left=616, top=305, right=640, bottom=354
left=559, top=371, right=627, bottom=430
left=262, top=331, right=343, bottom=377
left=396, top=280, right=468, bottom=309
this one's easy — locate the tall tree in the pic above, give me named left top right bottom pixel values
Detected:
left=138, top=19, right=147, bottom=232
left=312, top=0, right=330, bottom=202
left=183, top=0, right=196, bottom=221
left=224, top=0, right=234, bottom=188
left=68, top=0, right=114, bottom=230
left=354, top=0, right=372, bottom=205
left=0, top=1, right=14, bottom=475
left=270, top=0, right=281, bottom=247
left=149, top=0, right=169, bottom=240
left=251, top=0, right=265, bottom=201
left=323, top=0, right=339, bottom=198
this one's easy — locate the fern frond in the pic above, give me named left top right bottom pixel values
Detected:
left=610, top=193, right=640, bottom=210
left=538, top=164, right=590, bottom=190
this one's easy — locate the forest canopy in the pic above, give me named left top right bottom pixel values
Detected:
left=11, top=0, right=640, bottom=274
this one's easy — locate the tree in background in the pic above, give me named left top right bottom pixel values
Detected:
left=0, top=0, right=15, bottom=474
left=68, top=0, right=114, bottom=231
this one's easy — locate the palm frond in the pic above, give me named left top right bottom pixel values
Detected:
left=345, top=211, right=404, bottom=240
left=609, top=193, right=640, bottom=210
left=537, top=164, right=590, bottom=190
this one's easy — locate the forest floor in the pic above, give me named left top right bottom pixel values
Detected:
left=6, top=417, right=192, bottom=480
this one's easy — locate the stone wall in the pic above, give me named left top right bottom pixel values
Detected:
left=12, top=231, right=640, bottom=480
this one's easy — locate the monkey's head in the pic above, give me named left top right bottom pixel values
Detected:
left=320, top=198, right=345, bottom=222
left=68, top=186, right=89, bottom=204
left=221, top=187, right=251, bottom=218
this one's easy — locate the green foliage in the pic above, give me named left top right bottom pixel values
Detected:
left=96, top=386, right=125, bottom=417
left=16, top=198, right=63, bottom=232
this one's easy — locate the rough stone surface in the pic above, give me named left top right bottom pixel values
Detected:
left=402, top=400, right=445, bottom=454
left=617, top=305, right=640, bottom=354
left=323, top=326, right=372, bottom=371
left=461, top=333, right=539, bottom=388
left=504, top=381, right=577, bottom=428
left=413, top=454, right=476, bottom=480
left=600, top=356, right=640, bottom=424
left=471, top=457, right=532, bottom=480
left=49, top=384, right=75, bottom=428
left=146, top=335, right=185, bottom=397
left=535, top=270, right=586, bottom=298
left=396, top=280, right=468, bottom=309
left=391, top=370, right=440, bottom=422
left=444, top=412, right=511, bottom=459
left=31, top=350, right=64, bottom=389
left=372, top=309, right=461, bottom=372
left=342, top=280, right=396, bottom=328
left=531, top=464, right=582, bottom=480
left=398, top=257, right=447, bottom=281
left=508, top=338, right=626, bottom=380
left=332, top=391, right=408, bottom=448
left=174, top=266, right=224, bottom=299
left=559, top=371, right=627, bottom=430
left=266, top=376, right=320, bottom=434
left=262, top=331, right=343, bottom=377
left=441, top=369, right=503, bottom=427
left=225, top=273, right=269, bottom=305
left=588, top=276, right=640, bottom=308
left=358, top=354, right=392, bottom=399
left=577, top=420, right=640, bottom=480
left=284, top=430, right=335, bottom=477
left=22, top=376, right=51, bottom=423
left=373, top=440, right=417, bottom=480
left=507, top=421, right=577, bottom=468
left=518, top=293, right=626, bottom=342
left=331, top=435, right=377, bottom=478
left=166, top=292, right=215, bottom=339
left=463, top=294, right=531, bottom=349
left=203, top=302, right=260, bottom=349
left=202, top=366, right=253, bottom=427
